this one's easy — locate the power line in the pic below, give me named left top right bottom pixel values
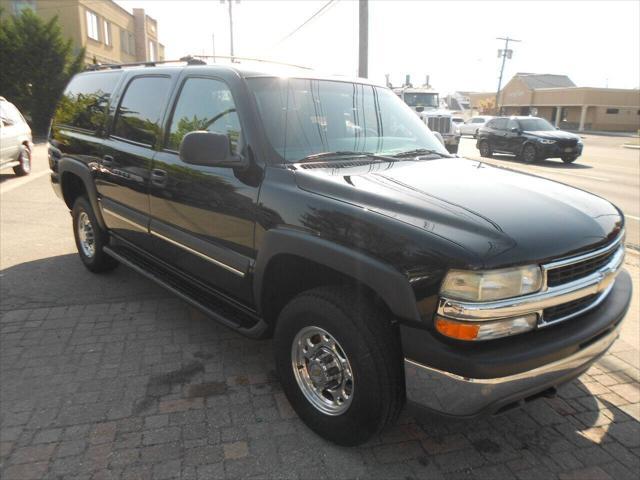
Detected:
left=274, top=0, right=337, bottom=47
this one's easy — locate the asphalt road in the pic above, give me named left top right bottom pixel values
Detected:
left=458, top=134, right=640, bottom=250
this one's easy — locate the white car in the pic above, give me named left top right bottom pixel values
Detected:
left=459, top=115, right=493, bottom=138
left=0, top=97, right=32, bottom=176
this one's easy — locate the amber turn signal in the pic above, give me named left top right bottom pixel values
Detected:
left=435, top=316, right=480, bottom=341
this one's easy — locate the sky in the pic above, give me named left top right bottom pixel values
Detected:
left=116, top=0, right=640, bottom=93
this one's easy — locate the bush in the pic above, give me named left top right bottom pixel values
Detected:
left=0, top=8, right=84, bottom=135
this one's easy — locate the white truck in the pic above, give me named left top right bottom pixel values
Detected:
left=393, top=85, right=461, bottom=154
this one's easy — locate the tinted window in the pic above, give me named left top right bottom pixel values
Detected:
left=518, top=118, right=555, bottom=131
left=492, top=118, right=508, bottom=130
left=113, top=76, right=171, bottom=145
left=54, top=72, right=121, bottom=132
left=471, top=117, right=485, bottom=123
left=606, top=108, right=619, bottom=114
left=167, top=78, right=241, bottom=152
left=507, top=119, right=519, bottom=130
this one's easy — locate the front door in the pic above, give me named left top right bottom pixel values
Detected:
left=148, top=75, right=261, bottom=304
left=98, top=74, right=173, bottom=246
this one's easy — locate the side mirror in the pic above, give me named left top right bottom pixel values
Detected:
left=415, top=106, right=425, bottom=113
left=179, top=131, right=245, bottom=168
left=433, top=131, right=445, bottom=147
left=510, top=127, right=519, bottom=133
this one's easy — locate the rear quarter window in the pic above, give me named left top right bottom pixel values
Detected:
left=54, top=71, right=122, bottom=133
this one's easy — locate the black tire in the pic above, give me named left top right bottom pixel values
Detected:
left=473, top=128, right=479, bottom=139
left=447, top=144, right=459, bottom=154
left=72, top=196, right=118, bottom=273
left=274, top=286, right=404, bottom=446
left=12, top=145, right=31, bottom=176
left=561, top=155, right=577, bottom=164
left=478, top=139, right=492, bottom=158
left=521, top=143, right=538, bottom=163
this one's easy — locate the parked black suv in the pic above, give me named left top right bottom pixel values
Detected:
left=49, top=60, right=630, bottom=446
left=477, top=116, right=584, bottom=163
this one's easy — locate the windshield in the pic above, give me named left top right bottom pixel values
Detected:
left=403, top=92, right=439, bottom=108
left=518, top=118, right=555, bottom=131
left=248, top=78, right=447, bottom=163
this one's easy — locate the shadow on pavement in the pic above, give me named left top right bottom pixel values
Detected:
left=0, top=253, right=165, bottom=312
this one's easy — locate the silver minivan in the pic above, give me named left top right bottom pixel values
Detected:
left=0, top=97, right=33, bottom=176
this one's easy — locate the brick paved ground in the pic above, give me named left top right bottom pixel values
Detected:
left=1, top=293, right=638, bottom=480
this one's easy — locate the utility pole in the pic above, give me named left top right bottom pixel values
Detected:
left=220, top=0, right=239, bottom=61
left=212, top=33, right=216, bottom=62
left=358, top=0, right=368, bottom=78
left=495, top=36, right=520, bottom=115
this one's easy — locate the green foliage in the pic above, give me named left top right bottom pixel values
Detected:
left=0, top=8, right=84, bottom=134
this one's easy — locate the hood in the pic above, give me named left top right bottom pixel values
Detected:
left=525, top=130, right=580, bottom=140
left=419, top=109, right=452, bottom=118
left=293, top=158, right=623, bottom=268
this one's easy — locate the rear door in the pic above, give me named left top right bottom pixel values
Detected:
left=506, top=118, right=525, bottom=154
left=98, top=74, right=174, bottom=245
left=490, top=118, right=508, bottom=151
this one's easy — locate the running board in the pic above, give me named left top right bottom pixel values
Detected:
left=103, top=245, right=268, bottom=338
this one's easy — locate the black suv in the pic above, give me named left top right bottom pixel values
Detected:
left=49, top=60, right=630, bottom=446
left=477, top=116, right=583, bottom=163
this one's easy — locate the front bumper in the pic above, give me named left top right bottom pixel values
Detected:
left=539, top=141, right=583, bottom=158
left=403, top=269, right=631, bottom=417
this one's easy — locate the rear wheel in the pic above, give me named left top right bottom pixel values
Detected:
left=274, top=286, right=404, bottom=446
left=561, top=155, right=577, bottom=164
left=72, top=196, right=118, bottom=273
left=478, top=139, right=492, bottom=158
left=12, top=146, right=31, bottom=176
left=521, top=144, right=538, bottom=163
left=447, top=144, right=459, bottom=154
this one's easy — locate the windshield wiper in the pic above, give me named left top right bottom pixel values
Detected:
left=297, top=151, right=396, bottom=163
left=392, top=148, right=451, bottom=159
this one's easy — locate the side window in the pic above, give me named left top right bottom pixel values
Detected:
left=507, top=119, right=519, bottom=131
left=493, top=118, right=507, bottom=130
left=113, top=76, right=171, bottom=146
left=54, top=72, right=121, bottom=133
left=472, top=118, right=484, bottom=123
left=1, top=102, right=23, bottom=125
left=167, top=77, right=241, bottom=153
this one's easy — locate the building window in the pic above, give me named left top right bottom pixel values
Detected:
left=120, top=29, right=135, bottom=55
left=11, top=0, right=36, bottom=14
left=103, top=20, right=111, bottom=46
left=606, top=108, right=619, bottom=114
left=149, top=41, right=156, bottom=61
left=86, top=10, right=99, bottom=41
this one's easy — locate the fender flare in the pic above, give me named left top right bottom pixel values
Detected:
left=58, top=157, right=107, bottom=229
left=253, top=228, right=421, bottom=322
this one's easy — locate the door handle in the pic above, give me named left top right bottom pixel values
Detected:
left=102, top=155, right=114, bottom=167
left=151, top=168, right=168, bottom=187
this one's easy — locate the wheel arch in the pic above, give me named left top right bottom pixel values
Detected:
left=58, top=157, right=106, bottom=229
left=253, top=228, right=420, bottom=330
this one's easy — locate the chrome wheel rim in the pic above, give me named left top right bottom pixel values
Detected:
left=77, top=212, right=96, bottom=258
left=291, top=326, right=354, bottom=416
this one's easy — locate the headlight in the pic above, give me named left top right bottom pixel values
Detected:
left=539, top=139, right=556, bottom=144
left=440, top=265, right=542, bottom=302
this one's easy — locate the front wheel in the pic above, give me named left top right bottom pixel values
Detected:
left=521, top=144, right=538, bottom=163
left=561, top=155, right=577, bottom=164
left=72, top=196, right=119, bottom=273
left=12, top=146, right=31, bottom=176
left=446, top=144, right=459, bottom=154
left=274, top=286, right=404, bottom=446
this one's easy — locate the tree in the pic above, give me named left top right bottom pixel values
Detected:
left=0, top=9, right=84, bottom=134
left=477, top=97, right=497, bottom=115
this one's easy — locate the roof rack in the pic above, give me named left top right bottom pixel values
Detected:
left=85, top=55, right=206, bottom=71
left=84, top=54, right=312, bottom=72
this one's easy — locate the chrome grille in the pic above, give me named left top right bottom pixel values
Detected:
left=427, top=116, right=451, bottom=134
left=547, top=248, right=618, bottom=287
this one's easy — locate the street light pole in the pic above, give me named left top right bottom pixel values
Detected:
left=220, top=0, right=239, bottom=62
left=495, top=36, right=520, bottom=115
left=358, top=0, right=368, bottom=78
